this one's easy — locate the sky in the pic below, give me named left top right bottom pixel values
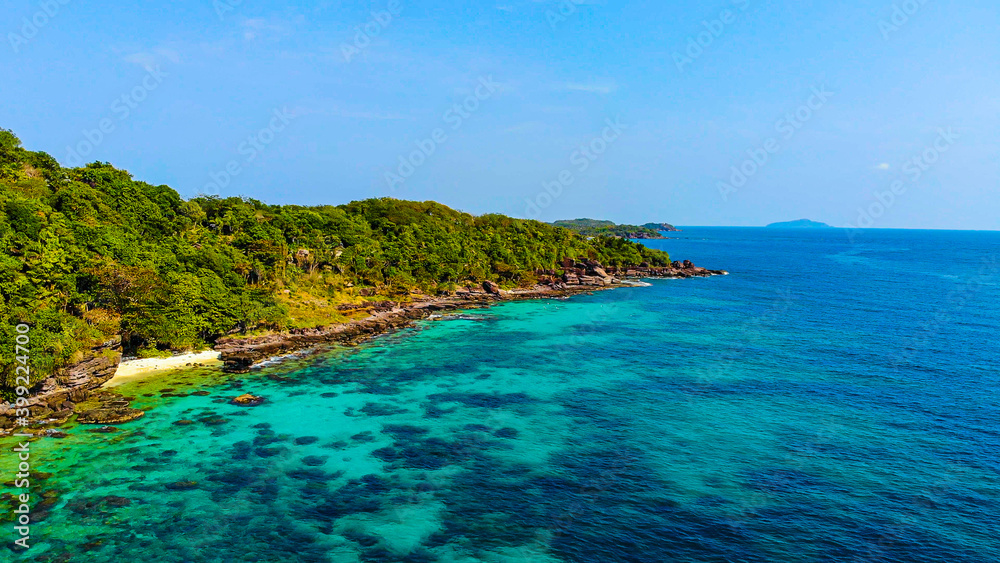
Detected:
left=2, top=0, right=998, bottom=229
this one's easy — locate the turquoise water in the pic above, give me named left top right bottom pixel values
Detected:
left=4, top=228, right=1000, bottom=562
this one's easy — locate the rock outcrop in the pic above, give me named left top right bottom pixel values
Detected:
left=0, top=343, right=123, bottom=431
left=483, top=280, right=502, bottom=296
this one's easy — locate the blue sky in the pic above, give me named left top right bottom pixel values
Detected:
left=2, top=0, right=998, bottom=229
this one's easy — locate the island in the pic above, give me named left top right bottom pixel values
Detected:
left=766, top=219, right=833, bottom=229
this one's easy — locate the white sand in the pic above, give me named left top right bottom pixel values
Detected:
left=105, top=350, right=221, bottom=387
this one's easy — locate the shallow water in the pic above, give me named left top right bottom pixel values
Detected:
left=3, top=228, right=999, bottom=562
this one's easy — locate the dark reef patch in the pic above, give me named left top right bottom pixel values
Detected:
left=428, top=391, right=536, bottom=409
left=360, top=402, right=410, bottom=416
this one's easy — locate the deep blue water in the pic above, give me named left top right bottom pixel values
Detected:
left=4, top=227, right=999, bottom=562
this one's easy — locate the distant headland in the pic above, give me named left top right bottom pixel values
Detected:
left=552, top=219, right=681, bottom=239
left=642, top=222, right=681, bottom=232
left=766, top=219, right=833, bottom=229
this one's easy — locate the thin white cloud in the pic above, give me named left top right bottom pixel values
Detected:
left=123, top=47, right=181, bottom=70
left=876, top=163, right=891, bottom=170
left=559, top=80, right=618, bottom=95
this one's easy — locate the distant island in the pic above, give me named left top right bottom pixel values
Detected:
left=766, top=219, right=833, bottom=229
left=642, top=222, right=681, bottom=232
left=552, top=219, right=677, bottom=239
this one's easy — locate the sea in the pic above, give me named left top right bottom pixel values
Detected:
left=3, top=227, right=999, bottom=562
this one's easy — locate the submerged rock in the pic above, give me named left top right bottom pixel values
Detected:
left=78, top=407, right=145, bottom=425
left=165, top=481, right=199, bottom=491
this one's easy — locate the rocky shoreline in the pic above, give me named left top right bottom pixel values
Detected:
left=0, top=260, right=725, bottom=434
left=216, top=259, right=726, bottom=374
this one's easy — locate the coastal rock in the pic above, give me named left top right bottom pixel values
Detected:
left=231, top=394, right=266, bottom=407
left=483, top=280, right=502, bottom=296
left=4, top=347, right=123, bottom=428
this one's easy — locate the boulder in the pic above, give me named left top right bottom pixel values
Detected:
left=231, top=394, right=266, bottom=407
left=482, top=280, right=502, bottom=295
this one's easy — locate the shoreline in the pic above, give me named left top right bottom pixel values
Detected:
left=214, top=262, right=728, bottom=373
left=215, top=282, right=603, bottom=373
left=1, top=262, right=726, bottom=432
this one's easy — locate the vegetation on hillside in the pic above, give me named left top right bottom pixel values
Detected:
left=552, top=219, right=665, bottom=239
left=0, top=128, right=671, bottom=391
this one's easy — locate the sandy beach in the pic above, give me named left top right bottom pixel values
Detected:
left=105, top=351, right=222, bottom=387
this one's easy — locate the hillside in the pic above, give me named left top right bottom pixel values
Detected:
left=552, top=219, right=665, bottom=239
left=642, top=223, right=681, bottom=232
left=0, top=128, right=673, bottom=392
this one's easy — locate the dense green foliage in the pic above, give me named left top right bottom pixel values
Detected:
left=552, top=219, right=665, bottom=239
left=0, top=129, right=671, bottom=391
